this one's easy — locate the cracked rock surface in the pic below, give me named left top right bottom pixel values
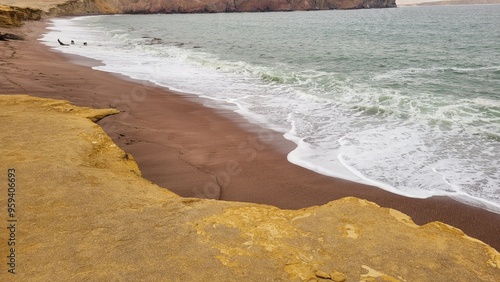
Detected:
left=0, top=95, right=498, bottom=281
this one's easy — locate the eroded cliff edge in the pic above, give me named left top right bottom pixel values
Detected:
left=46, top=0, right=397, bottom=15
left=0, top=4, right=41, bottom=27
left=0, top=94, right=498, bottom=280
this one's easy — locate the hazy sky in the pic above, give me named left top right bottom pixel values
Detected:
left=397, top=0, right=444, bottom=4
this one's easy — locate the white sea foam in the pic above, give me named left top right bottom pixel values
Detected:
left=41, top=13, right=500, bottom=214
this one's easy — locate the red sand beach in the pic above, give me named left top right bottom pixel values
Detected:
left=1, top=20, right=499, bottom=250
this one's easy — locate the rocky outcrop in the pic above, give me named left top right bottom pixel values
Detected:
left=46, top=0, right=119, bottom=16
left=0, top=32, right=23, bottom=40
left=0, top=94, right=498, bottom=280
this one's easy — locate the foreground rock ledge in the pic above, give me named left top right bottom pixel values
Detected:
left=0, top=95, right=498, bottom=281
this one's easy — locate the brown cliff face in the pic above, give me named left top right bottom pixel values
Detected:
left=100, top=0, right=397, bottom=14
left=0, top=0, right=395, bottom=18
left=0, top=0, right=396, bottom=26
left=46, top=0, right=119, bottom=16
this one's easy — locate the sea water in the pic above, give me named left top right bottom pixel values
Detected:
left=41, top=5, right=500, bottom=213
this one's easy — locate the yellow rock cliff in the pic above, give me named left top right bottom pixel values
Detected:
left=0, top=4, right=41, bottom=28
left=0, top=95, right=498, bottom=280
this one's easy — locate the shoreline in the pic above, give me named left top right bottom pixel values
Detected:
left=2, top=96, right=498, bottom=281
left=2, top=20, right=499, bottom=250
left=42, top=15, right=500, bottom=216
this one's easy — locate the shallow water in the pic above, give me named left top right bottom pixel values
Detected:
left=42, top=5, right=500, bottom=213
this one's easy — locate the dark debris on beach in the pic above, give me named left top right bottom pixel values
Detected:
left=0, top=32, right=24, bottom=41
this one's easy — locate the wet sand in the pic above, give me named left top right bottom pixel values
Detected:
left=1, top=20, right=499, bottom=250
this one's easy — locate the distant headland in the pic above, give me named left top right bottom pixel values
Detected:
left=398, top=0, right=500, bottom=6
left=1, top=0, right=396, bottom=28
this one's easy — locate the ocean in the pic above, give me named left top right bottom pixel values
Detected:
left=41, top=5, right=500, bottom=213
